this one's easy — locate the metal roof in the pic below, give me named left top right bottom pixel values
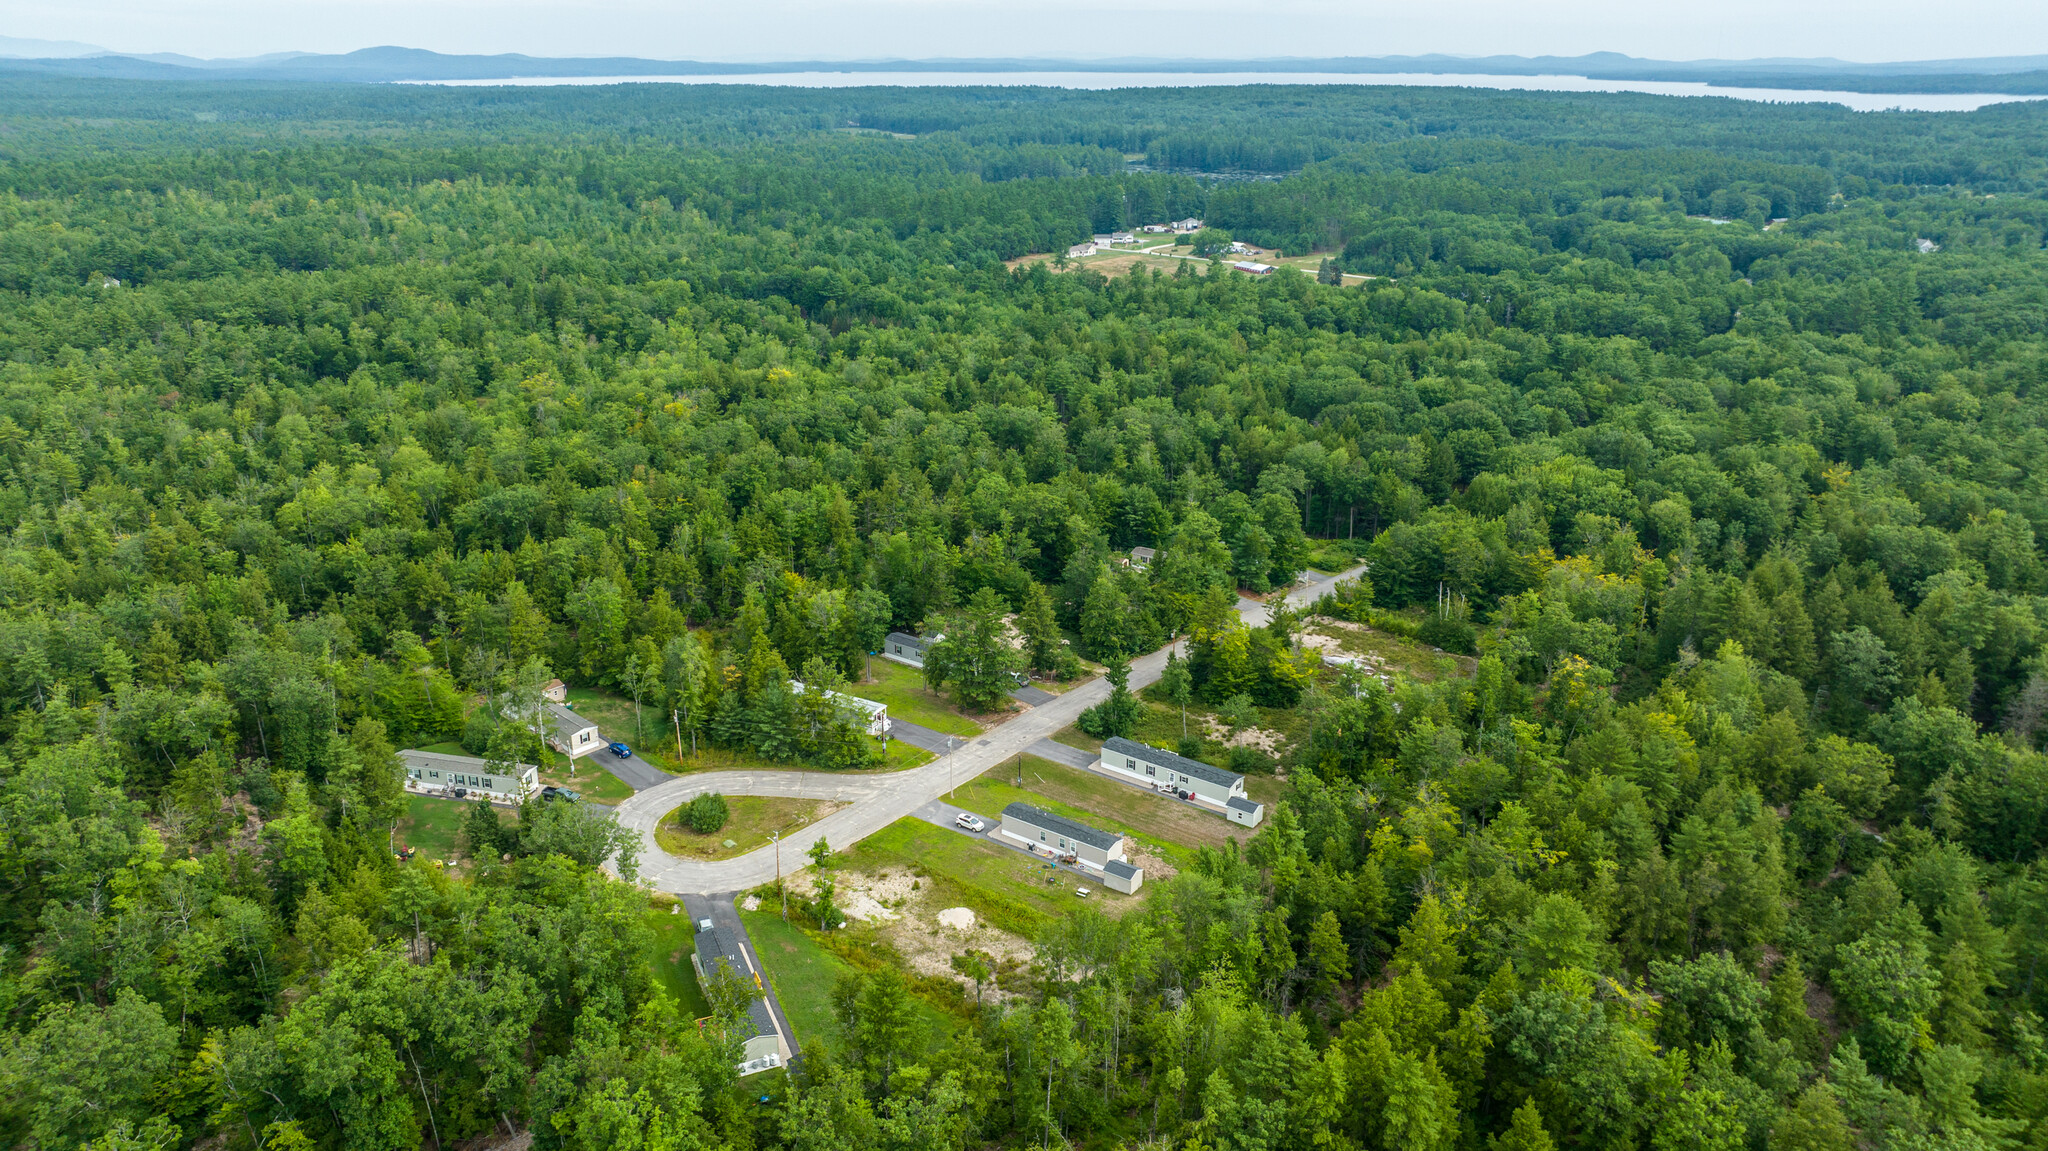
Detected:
left=885, top=631, right=930, bottom=650
left=399, top=749, right=537, bottom=776
left=1103, top=860, right=1141, bottom=880
left=1001, top=802, right=1122, bottom=852
left=1101, top=737, right=1243, bottom=790
left=695, top=925, right=776, bottom=1040
left=1226, top=796, right=1261, bottom=813
left=543, top=699, right=596, bottom=733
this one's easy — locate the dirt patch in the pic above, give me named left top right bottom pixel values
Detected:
left=938, top=907, right=975, bottom=930
left=793, top=865, right=1037, bottom=997
left=1196, top=717, right=1286, bottom=753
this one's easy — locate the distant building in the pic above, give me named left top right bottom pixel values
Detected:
left=542, top=678, right=568, bottom=703
left=882, top=631, right=933, bottom=669
left=1097, top=736, right=1259, bottom=824
left=1227, top=241, right=1253, bottom=255
left=1172, top=217, right=1203, bottom=232
left=789, top=680, right=891, bottom=737
left=999, top=802, right=1143, bottom=892
left=1129, top=546, right=1156, bottom=569
left=691, top=923, right=789, bottom=1072
left=1232, top=261, right=1275, bottom=275
left=1067, top=242, right=1097, bottom=258
left=1140, top=224, right=1170, bottom=233
left=399, top=749, right=537, bottom=802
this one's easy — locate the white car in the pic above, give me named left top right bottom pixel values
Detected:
left=954, top=813, right=986, bottom=832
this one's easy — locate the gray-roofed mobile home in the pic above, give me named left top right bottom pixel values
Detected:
left=1097, top=736, right=1251, bottom=816
left=881, top=631, right=934, bottom=668
left=399, top=749, right=538, bottom=802
left=691, top=924, right=788, bottom=1071
left=999, top=802, right=1129, bottom=870
left=524, top=698, right=601, bottom=758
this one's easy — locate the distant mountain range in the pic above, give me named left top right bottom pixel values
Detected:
left=5, top=44, right=2048, bottom=93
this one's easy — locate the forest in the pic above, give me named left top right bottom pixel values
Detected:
left=3, top=73, right=2048, bottom=1151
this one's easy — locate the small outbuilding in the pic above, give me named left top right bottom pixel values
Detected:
left=1226, top=796, right=1266, bottom=828
left=542, top=678, right=568, bottom=703
left=1129, top=546, right=1156, bottom=569
left=1102, top=859, right=1144, bottom=895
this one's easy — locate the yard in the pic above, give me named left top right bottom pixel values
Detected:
left=644, top=901, right=712, bottom=1019
left=561, top=686, right=927, bottom=777
left=951, top=755, right=1236, bottom=859
left=739, top=907, right=954, bottom=1055
left=837, top=816, right=1137, bottom=938
left=409, top=737, right=633, bottom=802
left=854, top=660, right=989, bottom=737
left=393, top=794, right=473, bottom=861
left=656, top=796, right=848, bottom=861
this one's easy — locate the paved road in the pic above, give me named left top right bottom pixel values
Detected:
left=1023, top=739, right=1097, bottom=770
left=886, top=718, right=960, bottom=755
left=1009, top=684, right=1058, bottom=706
left=596, top=751, right=674, bottom=791
left=613, top=563, right=1364, bottom=895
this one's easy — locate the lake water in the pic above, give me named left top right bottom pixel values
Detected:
left=405, top=71, right=2046, bottom=113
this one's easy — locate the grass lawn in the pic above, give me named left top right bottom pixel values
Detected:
left=394, top=795, right=471, bottom=860
left=543, top=756, right=635, bottom=803
left=416, top=740, right=469, bottom=757
left=740, top=908, right=857, bottom=1052
left=839, top=817, right=1132, bottom=937
left=645, top=901, right=712, bottom=1019
left=657, top=796, right=848, bottom=861
left=953, top=756, right=1233, bottom=860
left=854, top=661, right=986, bottom=737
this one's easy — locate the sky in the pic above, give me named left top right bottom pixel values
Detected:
left=8, top=0, right=2047, bottom=64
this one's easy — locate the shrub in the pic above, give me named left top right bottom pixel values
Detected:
left=1226, top=745, right=1271, bottom=775
left=684, top=792, right=730, bottom=834
left=460, top=707, right=497, bottom=755
left=1177, top=734, right=1209, bottom=761
left=1417, top=615, right=1477, bottom=655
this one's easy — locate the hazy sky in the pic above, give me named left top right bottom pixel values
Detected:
left=11, top=0, right=2047, bottom=63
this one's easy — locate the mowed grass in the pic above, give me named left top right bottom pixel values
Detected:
left=952, top=756, right=1234, bottom=861
left=740, top=908, right=855, bottom=1052
left=394, top=795, right=471, bottom=860
left=854, top=661, right=984, bottom=737
left=656, top=796, right=847, bottom=861
left=644, top=902, right=712, bottom=1019
left=840, top=817, right=1128, bottom=937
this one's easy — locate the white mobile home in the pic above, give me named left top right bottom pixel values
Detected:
left=540, top=700, right=602, bottom=758
left=400, top=749, right=538, bottom=802
left=999, top=801, right=1142, bottom=879
left=691, top=923, right=789, bottom=1072
left=881, top=631, right=933, bottom=669
left=1097, top=737, right=1259, bottom=825
left=789, top=680, right=891, bottom=737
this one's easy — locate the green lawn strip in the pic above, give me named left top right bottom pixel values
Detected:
left=394, top=795, right=470, bottom=860
left=548, top=758, right=635, bottom=803
left=950, top=758, right=1204, bottom=867
left=644, top=902, right=712, bottom=1019
left=883, top=740, right=935, bottom=769
left=1052, top=725, right=1102, bottom=754
left=840, top=818, right=1115, bottom=937
left=656, top=795, right=845, bottom=861
left=854, top=661, right=984, bottom=737
left=415, top=740, right=469, bottom=756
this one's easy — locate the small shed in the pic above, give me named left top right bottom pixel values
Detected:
left=999, top=802, right=1129, bottom=870
left=542, top=678, right=568, bottom=703
left=1225, top=795, right=1266, bottom=829
left=1103, top=859, right=1145, bottom=895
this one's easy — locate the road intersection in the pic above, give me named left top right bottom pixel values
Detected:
left=611, top=563, right=1366, bottom=895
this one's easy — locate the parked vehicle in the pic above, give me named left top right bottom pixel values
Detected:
left=608, top=742, right=632, bottom=758
left=954, top=813, right=986, bottom=832
left=541, top=786, right=580, bottom=802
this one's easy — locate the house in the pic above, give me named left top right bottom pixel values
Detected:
left=1140, top=224, right=1169, bottom=234
left=691, top=923, right=789, bottom=1072
left=542, top=679, right=568, bottom=703
left=399, top=749, right=538, bottom=802
left=1129, top=546, right=1156, bottom=569
left=789, top=680, right=891, bottom=737
left=1227, top=242, right=1253, bottom=255
left=539, top=699, right=602, bottom=758
left=999, top=803, right=1143, bottom=891
left=1096, top=736, right=1260, bottom=825
left=1225, top=796, right=1266, bottom=828
left=882, top=631, right=934, bottom=669
left=1172, top=217, right=1203, bottom=232
left=1103, top=231, right=1136, bottom=245
left=1067, top=242, right=1097, bottom=258
left=1232, top=261, right=1275, bottom=276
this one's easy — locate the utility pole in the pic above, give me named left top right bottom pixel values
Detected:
left=772, top=832, right=784, bottom=920
left=673, top=708, right=683, bottom=762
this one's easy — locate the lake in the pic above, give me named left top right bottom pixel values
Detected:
left=404, top=71, right=2046, bottom=113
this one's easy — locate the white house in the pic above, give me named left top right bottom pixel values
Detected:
left=399, top=749, right=538, bottom=802
left=691, top=923, right=789, bottom=1072
left=1232, top=261, right=1276, bottom=276
left=539, top=699, right=602, bottom=758
left=1172, top=217, right=1203, bottom=233
left=1097, top=737, right=1259, bottom=825
left=1140, top=224, right=1170, bottom=234
left=999, top=802, right=1143, bottom=892
left=1067, top=242, right=1097, bottom=258
left=882, top=631, right=934, bottom=669
left=789, top=680, right=891, bottom=737
left=1128, top=546, right=1156, bottom=569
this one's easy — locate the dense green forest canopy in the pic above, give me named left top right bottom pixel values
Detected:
left=4, top=75, right=2048, bottom=1151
